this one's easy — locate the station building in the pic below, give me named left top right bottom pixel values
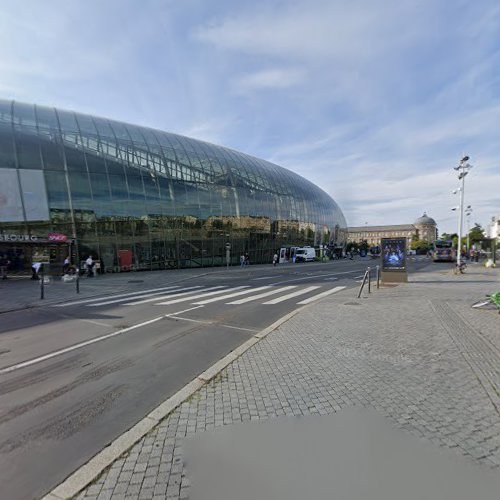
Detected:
left=0, top=100, right=347, bottom=273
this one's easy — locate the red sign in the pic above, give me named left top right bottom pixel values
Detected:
left=48, top=233, right=68, bottom=242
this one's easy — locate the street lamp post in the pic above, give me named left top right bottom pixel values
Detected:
left=453, top=156, right=473, bottom=268
left=465, top=206, right=473, bottom=256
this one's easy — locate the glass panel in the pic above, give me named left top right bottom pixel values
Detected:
left=44, top=170, right=70, bottom=209
left=15, top=132, right=42, bottom=169
left=0, top=123, right=16, bottom=168
left=40, top=138, right=65, bottom=170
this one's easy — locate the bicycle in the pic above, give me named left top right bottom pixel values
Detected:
left=454, top=261, right=467, bottom=274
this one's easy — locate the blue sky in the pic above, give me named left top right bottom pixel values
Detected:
left=1, top=0, right=499, bottom=234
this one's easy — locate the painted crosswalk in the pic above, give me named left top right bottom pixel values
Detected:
left=53, top=283, right=347, bottom=309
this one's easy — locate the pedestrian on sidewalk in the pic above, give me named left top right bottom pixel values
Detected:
left=31, top=262, right=42, bottom=280
left=273, top=253, right=278, bottom=266
left=0, top=255, right=9, bottom=280
left=245, top=253, right=250, bottom=266
left=62, top=256, right=70, bottom=275
left=240, top=254, right=245, bottom=267
left=85, top=255, right=95, bottom=277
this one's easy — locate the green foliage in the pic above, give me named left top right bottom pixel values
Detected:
left=346, top=241, right=359, bottom=252
left=411, top=239, right=431, bottom=251
left=468, top=223, right=485, bottom=244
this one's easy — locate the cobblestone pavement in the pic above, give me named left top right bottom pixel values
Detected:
left=76, top=266, right=500, bottom=500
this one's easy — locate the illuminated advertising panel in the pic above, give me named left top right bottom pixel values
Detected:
left=381, top=238, right=407, bottom=271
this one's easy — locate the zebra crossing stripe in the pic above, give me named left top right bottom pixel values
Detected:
left=296, top=286, right=346, bottom=305
left=53, top=285, right=182, bottom=307
left=263, top=285, right=321, bottom=305
left=227, top=286, right=297, bottom=305
left=193, top=286, right=272, bottom=305
left=125, top=286, right=227, bottom=306
left=87, top=286, right=204, bottom=307
left=156, top=286, right=250, bottom=306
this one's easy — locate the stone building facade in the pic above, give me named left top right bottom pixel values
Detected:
left=348, top=213, right=438, bottom=248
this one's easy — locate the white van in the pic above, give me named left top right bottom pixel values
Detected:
left=295, top=247, right=316, bottom=262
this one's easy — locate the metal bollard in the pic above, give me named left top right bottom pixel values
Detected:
left=40, top=272, right=45, bottom=300
left=76, top=273, right=80, bottom=294
left=367, top=267, right=371, bottom=293
left=376, top=265, right=380, bottom=289
left=357, top=269, right=369, bottom=298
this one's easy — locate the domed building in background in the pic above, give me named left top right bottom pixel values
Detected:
left=348, top=213, right=438, bottom=248
left=0, top=100, right=347, bottom=273
left=413, top=213, right=438, bottom=242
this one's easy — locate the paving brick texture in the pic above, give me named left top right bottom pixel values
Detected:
left=76, top=265, right=500, bottom=500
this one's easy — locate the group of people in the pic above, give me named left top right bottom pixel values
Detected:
left=239, top=253, right=250, bottom=267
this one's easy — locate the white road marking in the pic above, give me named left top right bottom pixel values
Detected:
left=354, top=275, right=365, bottom=279
left=156, top=286, right=249, bottom=305
left=88, top=286, right=203, bottom=306
left=193, top=286, right=271, bottom=305
left=165, top=305, right=205, bottom=316
left=164, top=316, right=212, bottom=324
left=219, top=324, right=259, bottom=333
left=125, top=286, right=225, bottom=306
left=296, top=286, right=346, bottom=304
left=80, top=319, right=112, bottom=328
left=227, top=286, right=297, bottom=304
left=53, top=285, right=181, bottom=307
left=269, top=271, right=358, bottom=285
left=0, top=316, right=164, bottom=375
left=251, top=276, right=276, bottom=280
left=263, top=286, right=321, bottom=304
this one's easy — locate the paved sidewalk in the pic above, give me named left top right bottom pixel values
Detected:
left=65, top=265, right=499, bottom=499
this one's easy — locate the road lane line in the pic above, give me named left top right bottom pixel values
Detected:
left=88, top=286, right=203, bottom=306
left=296, top=286, right=346, bottom=304
left=219, top=324, right=259, bottom=333
left=156, top=286, right=249, bottom=305
left=125, top=286, right=226, bottom=306
left=164, top=317, right=212, bottom=324
left=354, top=275, right=365, bottom=279
left=0, top=316, right=164, bottom=375
left=227, top=286, right=297, bottom=304
left=263, top=286, right=321, bottom=304
left=193, top=286, right=271, bottom=305
left=269, top=271, right=358, bottom=285
left=166, top=305, right=205, bottom=316
left=53, top=285, right=181, bottom=307
left=251, top=276, right=276, bottom=280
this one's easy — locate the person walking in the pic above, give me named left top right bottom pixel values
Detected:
left=273, top=253, right=278, bottom=266
left=245, top=253, right=250, bottom=266
left=63, top=256, right=70, bottom=275
left=0, top=255, right=9, bottom=280
left=31, top=261, right=42, bottom=280
left=85, top=255, right=94, bottom=277
left=240, top=254, right=245, bottom=268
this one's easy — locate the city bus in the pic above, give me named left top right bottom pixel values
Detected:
left=432, top=240, right=456, bottom=262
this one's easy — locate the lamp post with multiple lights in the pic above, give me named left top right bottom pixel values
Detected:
left=453, top=156, right=473, bottom=268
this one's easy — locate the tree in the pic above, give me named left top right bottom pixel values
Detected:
left=411, top=239, right=431, bottom=251
left=346, top=241, right=359, bottom=252
left=468, top=223, right=484, bottom=245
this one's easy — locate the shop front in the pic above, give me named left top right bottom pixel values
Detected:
left=0, top=232, right=71, bottom=276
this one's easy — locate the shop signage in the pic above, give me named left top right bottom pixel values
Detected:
left=48, top=233, right=68, bottom=242
left=0, top=234, right=39, bottom=242
left=0, top=232, right=68, bottom=243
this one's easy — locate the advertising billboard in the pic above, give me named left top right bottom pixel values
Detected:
left=381, top=238, right=407, bottom=271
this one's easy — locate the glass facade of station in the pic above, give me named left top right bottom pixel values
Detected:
left=0, top=100, right=347, bottom=273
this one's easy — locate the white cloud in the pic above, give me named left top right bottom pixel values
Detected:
left=232, top=68, right=306, bottom=93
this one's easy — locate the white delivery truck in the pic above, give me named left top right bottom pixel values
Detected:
left=294, top=247, right=316, bottom=262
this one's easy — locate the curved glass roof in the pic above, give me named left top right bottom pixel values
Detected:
left=0, top=99, right=346, bottom=231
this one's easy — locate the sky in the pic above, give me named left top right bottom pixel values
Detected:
left=1, top=0, right=499, bottom=234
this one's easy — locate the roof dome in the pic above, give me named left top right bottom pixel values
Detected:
left=414, top=212, right=436, bottom=226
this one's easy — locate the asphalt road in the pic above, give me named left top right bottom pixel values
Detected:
left=0, top=258, right=429, bottom=500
